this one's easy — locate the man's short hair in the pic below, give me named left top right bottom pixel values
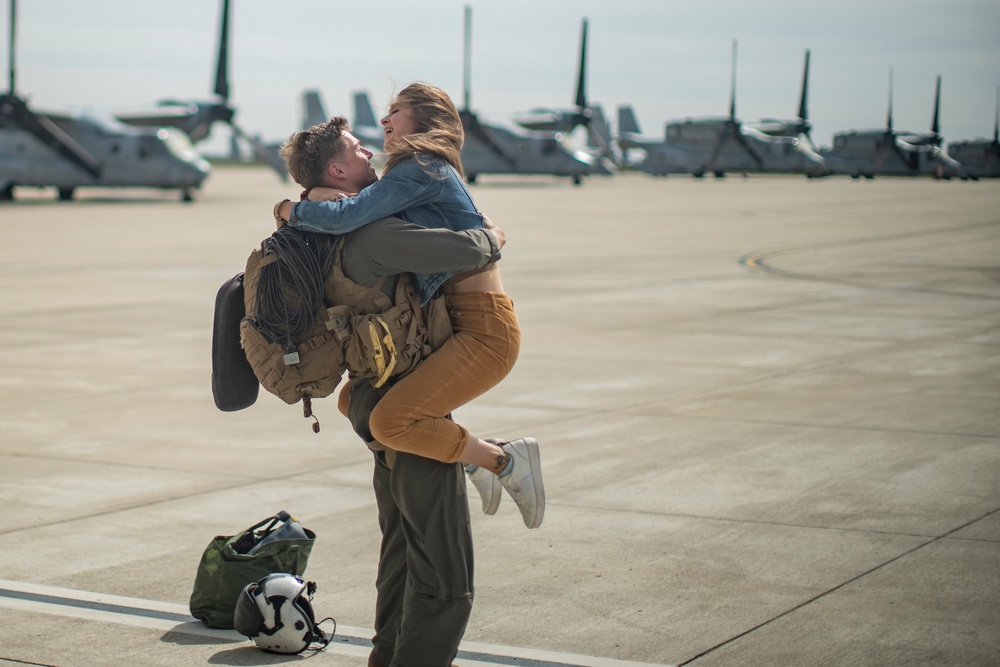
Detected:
left=279, top=116, right=351, bottom=188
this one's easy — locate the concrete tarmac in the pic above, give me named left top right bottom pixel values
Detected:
left=1, top=167, right=998, bottom=666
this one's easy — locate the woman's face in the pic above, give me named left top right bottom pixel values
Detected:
left=381, top=103, right=419, bottom=147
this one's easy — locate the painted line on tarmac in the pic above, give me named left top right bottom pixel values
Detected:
left=0, top=579, right=670, bottom=667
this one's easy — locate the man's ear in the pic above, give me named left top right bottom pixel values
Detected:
left=326, top=161, right=345, bottom=181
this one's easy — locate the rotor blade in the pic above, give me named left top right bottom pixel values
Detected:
left=729, top=39, right=737, bottom=120
left=994, top=86, right=998, bottom=145
left=462, top=5, right=472, bottom=111
left=8, top=0, right=16, bottom=94
left=733, top=128, right=764, bottom=167
left=585, top=105, right=616, bottom=163
left=230, top=121, right=289, bottom=182
left=2, top=94, right=101, bottom=177
left=886, top=67, right=894, bottom=132
left=930, top=74, right=941, bottom=138
left=706, top=125, right=732, bottom=169
left=213, top=0, right=230, bottom=101
left=574, top=18, right=588, bottom=109
left=797, top=49, right=810, bottom=124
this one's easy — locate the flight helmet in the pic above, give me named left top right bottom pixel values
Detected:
left=233, top=573, right=333, bottom=654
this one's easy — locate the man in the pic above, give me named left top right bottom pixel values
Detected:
left=278, top=117, right=502, bottom=667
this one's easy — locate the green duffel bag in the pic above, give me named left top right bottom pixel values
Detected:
left=189, top=511, right=316, bottom=629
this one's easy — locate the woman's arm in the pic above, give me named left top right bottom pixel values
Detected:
left=282, top=160, right=440, bottom=235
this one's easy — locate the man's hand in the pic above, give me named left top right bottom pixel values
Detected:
left=309, top=187, right=356, bottom=202
left=481, top=213, right=505, bottom=248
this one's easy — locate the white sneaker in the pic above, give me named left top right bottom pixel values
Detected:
left=498, top=438, right=544, bottom=529
left=467, top=465, right=501, bottom=515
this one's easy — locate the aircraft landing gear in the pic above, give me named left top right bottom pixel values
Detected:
left=57, top=187, right=75, bottom=201
left=0, top=183, right=13, bottom=201
left=572, top=175, right=582, bottom=186
left=181, top=188, right=194, bottom=203
left=466, top=174, right=478, bottom=185
left=714, top=170, right=726, bottom=178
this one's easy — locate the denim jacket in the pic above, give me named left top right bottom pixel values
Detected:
left=289, top=156, right=484, bottom=304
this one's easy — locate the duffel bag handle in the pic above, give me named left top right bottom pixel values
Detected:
left=231, top=511, right=293, bottom=554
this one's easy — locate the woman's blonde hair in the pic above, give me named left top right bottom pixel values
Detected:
left=383, top=82, right=465, bottom=178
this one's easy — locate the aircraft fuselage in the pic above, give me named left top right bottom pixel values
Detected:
left=622, top=117, right=826, bottom=176
left=946, top=139, right=1000, bottom=178
left=0, top=112, right=211, bottom=197
left=820, top=129, right=962, bottom=178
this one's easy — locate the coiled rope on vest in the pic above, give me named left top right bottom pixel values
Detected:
left=254, top=226, right=336, bottom=350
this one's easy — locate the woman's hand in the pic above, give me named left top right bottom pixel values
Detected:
left=274, top=199, right=292, bottom=229
left=309, top=187, right=356, bottom=202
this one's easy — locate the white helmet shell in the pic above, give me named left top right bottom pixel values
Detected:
left=233, top=573, right=330, bottom=654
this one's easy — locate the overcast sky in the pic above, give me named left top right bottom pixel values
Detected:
left=5, top=0, right=1000, bottom=155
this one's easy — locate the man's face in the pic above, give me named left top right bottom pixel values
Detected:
left=331, top=132, right=377, bottom=190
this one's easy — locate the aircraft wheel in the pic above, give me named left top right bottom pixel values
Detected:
left=58, top=187, right=75, bottom=201
left=466, top=174, right=478, bottom=185
left=182, top=189, right=194, bottom=203
left=0, top=184, right=13, bottom=201
left=714, top=171, right=726, bottom=178
left=863, top=174, right=874, bottom=180
left=850, top=173, right=860, bottom=180
left=572, top=175, right=582, bottom=186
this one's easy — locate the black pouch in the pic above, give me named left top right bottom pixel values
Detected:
left=212, top=272, right=259, bottom=411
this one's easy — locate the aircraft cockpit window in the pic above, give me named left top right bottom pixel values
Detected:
left=139, top=135, right=166, bottom=159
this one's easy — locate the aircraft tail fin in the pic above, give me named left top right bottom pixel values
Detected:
left=353, top=91, right=380, bottom=130
left=617, top=105, right=642, bottom=135
left=302, top=90, right=327, bottom=129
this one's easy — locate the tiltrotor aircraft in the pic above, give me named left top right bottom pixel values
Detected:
left=750, top=49, right=821, bottom=155
left=455, top=5, right=604, bottom=184
left=617, top=40, right=826, bottom=177
left=947, top=88, right=999, bottom=180
left=511, top=18, right=617, bottom=169
left=114, top=0, right=287, bottom=180
left=0, top=0, right=209, bottom=201
left=819, top=69, right=962, bottom=179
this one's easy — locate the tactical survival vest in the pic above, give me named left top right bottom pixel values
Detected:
left=322, top=238, right=448, bottom=388
left=238, top=229, right=450, bottom=430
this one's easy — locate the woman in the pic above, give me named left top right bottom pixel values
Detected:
left=275, top=82, right=543, bottom=529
